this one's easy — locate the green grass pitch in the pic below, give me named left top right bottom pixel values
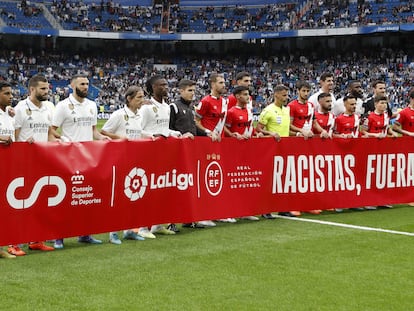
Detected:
left=2, top=205, right=414, bottom=310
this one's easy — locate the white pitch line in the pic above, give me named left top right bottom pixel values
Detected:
left=275, top=215, right=414, bottom=237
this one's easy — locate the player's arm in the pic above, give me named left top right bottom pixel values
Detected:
left=93, top=125, right=111, bottom=140
left=392, top=121, right=413, bottom=137
left=100, top=129, right=124, bottom=140
left=0, top=134, right=12, bottom=145
left=195, top=116, right=219, bottom=141
left=256, top=122, right=280, bottom=141
left=312, top=119, right=329, bottom=138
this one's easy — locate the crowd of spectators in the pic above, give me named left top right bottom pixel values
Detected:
left=298, top=0, right=414, bottom=29
left=0, top=46, right=412, bottom=114
left=1, top=0, right=414, bottom=32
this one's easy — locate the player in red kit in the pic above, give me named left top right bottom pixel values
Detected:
left=332, top=95, right=360, bottom=138
left=313, top=92, right=335, bottom=137
left=224, top=85, right=262, bottom=221
left=361, top=94, right=397, bottom=210
left=195, top=73, right=229, bottom=226
left=361, top=95, right=397, bottom=138
left=225, top=86, right=261, bottom=139
left=393, top=88, right=414, bottom=136
left=195, top=73, right=227, bottom=142
left=227, top=71, right=253, bottom=110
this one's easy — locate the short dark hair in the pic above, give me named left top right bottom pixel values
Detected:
left=178, top=79, right=196, bottom=90
left=343, top=94, right=356, bottom=102
left=145, top=75, right=164, bottom=96
left=320, top=72, right=334, bottom=81
left=318, top=92, right=331, bottom=101
left=374, top=95, right=387, bottom=103
left=408, top=88, right=414, bottom=99
left=28, top=74, right=48, bottom=88
left=71, top=74, right=88, bottom=82
left=236, top=71, right=251, bottom=81
left=209, top=72, right=224, bottom=86
left=0, top=80, right=11, bottom=91
left=296, top=80, right=311, bottom=90
left=274, top=84, right=289, bottom=93
left=372, top=80, right=386, bottom=88
left=348, top=80, right=360, bottom=89
left=232, top=85, right=249, bottom=96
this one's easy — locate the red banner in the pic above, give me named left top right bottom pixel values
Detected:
left=1, top=136, right=414, bottom=245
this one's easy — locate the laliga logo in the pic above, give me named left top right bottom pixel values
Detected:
left=124, top=167, right=194, bottom=201
left=6, top=176, right=66, bottom=209
left=205, top=161, right=223, bottom=196
left=124, top=167, right=148, bottom=201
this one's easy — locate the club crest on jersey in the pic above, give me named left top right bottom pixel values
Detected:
left=26, top=109, right=32, bottom=116
left=153, top=107, right=158, bottom=113
left=124, top=114, right=129, bottom=122
left=69, top=103, right=74, bottom=110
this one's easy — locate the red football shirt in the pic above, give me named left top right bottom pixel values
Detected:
left=395, top=107, right=414, bottom=134
left=195, top=95, right=227, bottom=136
left=288, top=99, right=315, bottom=130
left=225, top=106, right=254, bottom=136
left=363, top=112, right=390, bottom=134
left=333, top=113, right=360, bottom=137
left=313, top=111, right=335, bottom=134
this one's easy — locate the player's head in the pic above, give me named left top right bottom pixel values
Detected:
left=146, top=75, right=168, bottom=99
left=28, top=74, right=49, bottom=102
left=408, top=88, right=414, bottom=105
left=71, top=74, right=89, bottom=99
left=374, top=94, right=388, bottom=114
left=317, top=92, right=332, bottom=112
left=343, top=94, right=357, bottom=114
left=125, top=86, right=145, bottom=111
left=348, top=80, right=363, bottom=98
left=178, top=79, right=196, bottom=102
left=296, top=80, right=311, bottom=101
left=273, top=84, right=289, bottom=106
left=235, top=72, right=252, bottom=87
left=372, top=80, right=386, bottom=96
left=319, top=72, right=334, bottom=92
left=0, top=81, right=12, bottom=109
left=232, top=85, right=250, bottom=107
left=209, top=73, right=226, bottom=96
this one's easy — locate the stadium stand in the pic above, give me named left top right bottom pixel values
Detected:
left=0, top=0, right=412, bottom=32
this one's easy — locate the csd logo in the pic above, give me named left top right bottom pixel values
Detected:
left=205, top=161, right=223, bottom=196
left=6, top=176, right=66, bottom=209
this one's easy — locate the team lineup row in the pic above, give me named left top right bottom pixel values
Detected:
left=0, top=71, right=413, bottom=258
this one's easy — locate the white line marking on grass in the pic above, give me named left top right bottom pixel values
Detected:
left=275, top=215, right=414, bottom=237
